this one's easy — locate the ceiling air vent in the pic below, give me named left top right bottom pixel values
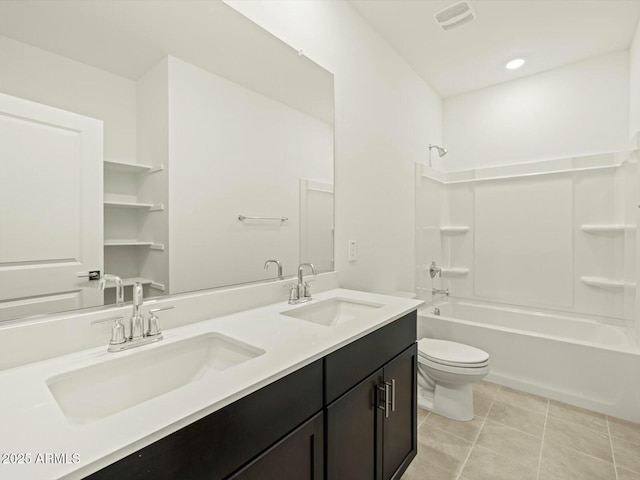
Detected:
left=434, top=1, right=476, bottom=31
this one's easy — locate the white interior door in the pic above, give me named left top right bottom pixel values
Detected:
left=0, top=93, right=103, bottom=321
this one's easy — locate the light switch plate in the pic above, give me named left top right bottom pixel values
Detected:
left=348, top=240, right=357, bottom=261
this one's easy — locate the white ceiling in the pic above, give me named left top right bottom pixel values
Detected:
left=349, top=0, right=640, bottom=98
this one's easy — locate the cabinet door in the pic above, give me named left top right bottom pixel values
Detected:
left=326, top=368, right=384, bottom=480
left=382, top=344, right=417, bottom=480
left=230, top=412, right=323, bottom=480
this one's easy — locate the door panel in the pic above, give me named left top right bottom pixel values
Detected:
left=327, top=368, right=383, bottom=480
left=230, top=413, right=323, bottom=480
left=0, top=93, right=103, bottom=320
left=383, top=344, right=417, bottom=480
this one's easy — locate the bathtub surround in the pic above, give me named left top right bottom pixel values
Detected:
left=629, top=17, right=640, bottom=139
left=415, top=154, right=640, bottom=421
left=416, top=153, right=637, bottom=322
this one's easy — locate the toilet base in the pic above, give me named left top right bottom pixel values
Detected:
left=418, top=383, right=474, bottom=421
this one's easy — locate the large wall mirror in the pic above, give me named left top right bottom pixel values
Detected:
left=0, top=1, right=334, bottom=322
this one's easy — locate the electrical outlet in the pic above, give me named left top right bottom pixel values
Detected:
left=348, top=240, right=357, bottom=261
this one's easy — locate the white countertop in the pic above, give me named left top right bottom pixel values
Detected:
left=0, top=288, right=422, bottom=479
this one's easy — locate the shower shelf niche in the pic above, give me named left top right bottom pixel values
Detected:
left=440, top=226, right=470, bottom=234
left=580, top=276, right=636, bottom=290
left=580, top=224, right=636, bottom=234
left=440, top=267, right=470, bottom=277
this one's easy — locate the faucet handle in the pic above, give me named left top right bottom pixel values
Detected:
left=147, top=306, right=173, bottom=337
left=91, top=316, right=126, bottom=346
left=303, top=281, right=312, bottom=299
left=287, top=284, right=299, bottom=302
left=91, top=315, right=125, bottom=325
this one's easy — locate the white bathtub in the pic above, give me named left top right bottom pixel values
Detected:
left=418, top=297, right=640, bottom=422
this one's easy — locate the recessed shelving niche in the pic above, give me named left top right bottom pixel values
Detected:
left=103, top=158, right=166, bottom=303
left=104, top=159, right=163, bottom=174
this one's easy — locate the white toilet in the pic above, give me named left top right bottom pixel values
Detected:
left=417, top=338, right=490, bottom=421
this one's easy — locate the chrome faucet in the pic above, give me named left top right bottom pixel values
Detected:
left=98, top=274, right=124, bottom=306
left=264, top=259, right=283, bottom=280
left=288, top=263, right=316, bottom=304
left=92, top=281, right=173, bottom=353
left=432, top=287, right=449, bottom=297
left=130, top=282, right=145, bottom=340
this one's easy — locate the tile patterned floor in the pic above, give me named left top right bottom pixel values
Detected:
left=402, top=381, right=640, bottom=480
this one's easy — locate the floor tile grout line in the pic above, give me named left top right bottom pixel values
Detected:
left=546, top=411, right=611, bottom=436
left=541, top=438, right=619, bottom=466
left=417, top=410, right=431, bottom=429
left=455, top=385, right=501, bottom=480
left=483, top=416, right=544, bottom=439
left=607, top=415, right=640, bottom=449
left=607, top=416, right=619, bottom=480
left=535, top=400, right=550, bottom=480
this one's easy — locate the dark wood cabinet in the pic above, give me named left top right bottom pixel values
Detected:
left=382, top=345, right=417, bottom=480
left=86, top=310, right=417, bottom=480
left=326, top=368, right=383, bottom=480
left=229, top=412, right=324, bottom=480
left=325, top=343, right=417, bottom=480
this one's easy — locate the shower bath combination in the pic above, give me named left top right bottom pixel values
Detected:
left=428, top=144, right=447, bottom=166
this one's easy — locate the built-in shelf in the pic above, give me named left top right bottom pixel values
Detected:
left=441, top=267, right=470, bottom=277
left=104, top=160, right=163, bottom=174
left=440, top=226, right=470, bottom=234
left=102, top=277, right=154, bottom=289
left=104, top=241, right=164, bottom=251
left=104, top=201, right=156, bottom=209
left=580, top=276, right=635, bottom=290
left=580, top=224, right=636, bottom=234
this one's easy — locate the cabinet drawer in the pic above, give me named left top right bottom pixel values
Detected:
left=86, top=359, right=323, bottom=480
left=324, top=311, right=416, bottom=404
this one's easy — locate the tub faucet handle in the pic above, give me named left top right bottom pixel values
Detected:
left=429, top=261, right=441, bottom=279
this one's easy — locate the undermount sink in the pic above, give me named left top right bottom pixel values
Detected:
left=281, top=297, right=383, bottom=326
left=46, top=333, right=264, bottom=424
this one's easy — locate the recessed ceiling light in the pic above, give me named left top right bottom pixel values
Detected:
left=506, top=58, right=526, bottom=70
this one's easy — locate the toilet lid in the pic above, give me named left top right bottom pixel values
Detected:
left=418, top=338, right=489, bottom=366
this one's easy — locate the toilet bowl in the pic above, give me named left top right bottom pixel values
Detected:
left=417, top=338, right=489, bottom=421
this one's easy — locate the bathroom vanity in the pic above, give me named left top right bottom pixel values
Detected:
left=0, top=288, right=421, bottom=480
left=87, top=311, right=416, bottom=480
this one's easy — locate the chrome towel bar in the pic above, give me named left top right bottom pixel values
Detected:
left=238, top=215, right=288, bottom=222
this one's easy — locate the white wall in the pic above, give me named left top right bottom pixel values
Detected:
left=225, top=0, right=443, bottom=294
left=0, top=34, right=136, bottom=162
left=167, top=57, right=333, bottom=293
left=443, top=51, right=630, bottom=172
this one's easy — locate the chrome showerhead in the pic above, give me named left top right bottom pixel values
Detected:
left=429, top=144, right=448, bottom=157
